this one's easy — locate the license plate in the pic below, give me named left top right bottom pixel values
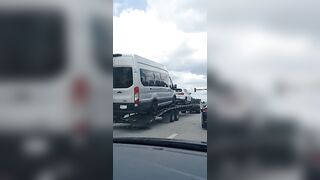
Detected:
left=120, top=105, right=127, bottom=109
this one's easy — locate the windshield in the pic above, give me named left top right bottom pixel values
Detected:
left=113, top=1, right=207, bottom=144
left=0, top=12, right=64, bottom=78
left=113, top=67, right=133, bottom=88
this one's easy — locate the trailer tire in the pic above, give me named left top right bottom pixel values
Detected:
left=169, top=110, right=175, bottom=122
left=174, top=110, right=180, bottom=121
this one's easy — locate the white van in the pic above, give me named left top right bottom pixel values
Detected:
left=113, top=54, right=176, bottom=116
left=0, top=1, right=112, bottom=138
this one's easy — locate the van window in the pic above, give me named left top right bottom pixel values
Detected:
left=169, top=77, right=174, bottom=88
left=154, top=72, right=161, bottom=86
left=140, top=69, right=170, bottom=87
left=140, top=69, right=155, bottom=86
left=0, top=12, right=65, bottom=78
left=161, top=73, right=170, bottom=87
left=113, top=67, right=133, bottom=88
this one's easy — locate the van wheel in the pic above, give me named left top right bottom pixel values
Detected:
left=150, top=101, right=158, bottom=116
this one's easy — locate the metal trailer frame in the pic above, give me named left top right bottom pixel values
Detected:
left=113, top=103, right=200, bottom=128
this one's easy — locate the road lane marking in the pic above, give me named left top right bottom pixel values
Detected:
left=167, top=133, right=178, bottom=139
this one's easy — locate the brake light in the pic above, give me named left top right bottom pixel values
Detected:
left=72, top=77, right=90, bottom=105
left=134, top=87, right=139, bottom=106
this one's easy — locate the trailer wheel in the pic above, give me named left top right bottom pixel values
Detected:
left=174, top=110, right=180, bottom=121
left=169, top=110, right=175, bottom=122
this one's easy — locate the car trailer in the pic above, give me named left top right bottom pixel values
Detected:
left=114, top=103, right=200, bottom=128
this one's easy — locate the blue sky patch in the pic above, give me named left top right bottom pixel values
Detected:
left=114, top=0, right=148, bottom=16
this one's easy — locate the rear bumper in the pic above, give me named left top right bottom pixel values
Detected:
left=113, top=102, right=151, bottom=116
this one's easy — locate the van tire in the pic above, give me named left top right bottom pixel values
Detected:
left=133, top=114, right=153, bottom=128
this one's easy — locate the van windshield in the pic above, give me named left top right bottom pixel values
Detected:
left=113, top=67, right=133, bottom=88
left=0, top=12, right=64, bottom=78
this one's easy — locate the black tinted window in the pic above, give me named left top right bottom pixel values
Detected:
left=161, top=73, right=170, bottom=87
left=140, top=69, right=155, bottom=86
left=140, top=69, right=169, bottom=87
left=113, top=67, right=133, bottom=88
left=0, top=12, right=65, bottom=78
left=154, top=72, right=161, bottom=86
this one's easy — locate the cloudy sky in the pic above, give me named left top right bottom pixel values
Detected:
left=113, top=0, right=207, bottom=91
left=208, top=0, right=320, bottom=95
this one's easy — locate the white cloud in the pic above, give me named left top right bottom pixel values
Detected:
left=146, top=0, right=207, bottom=32
left=170, top=71, right=207, bottom=90
left=113, top=2, right=122, bottom=15
left=209, top=23, right=320, bottom=94
left=113, top=1, right=207, bottom=89
left=113, top=9, right=185, bottom=62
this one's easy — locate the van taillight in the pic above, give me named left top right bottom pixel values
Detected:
left=134, top=87, right=139, bottom=106
left=72, top=77, right=90, bottom=104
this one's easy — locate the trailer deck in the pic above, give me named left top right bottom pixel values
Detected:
left=113, top=102, right=201, bottom=127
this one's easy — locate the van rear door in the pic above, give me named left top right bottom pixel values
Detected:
left=113, top=64, right=134, bottom=104
left=0, top=11, right=69, bottom=132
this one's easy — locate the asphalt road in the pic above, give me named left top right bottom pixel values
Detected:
left=113, top=112, right=207, bottom=142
